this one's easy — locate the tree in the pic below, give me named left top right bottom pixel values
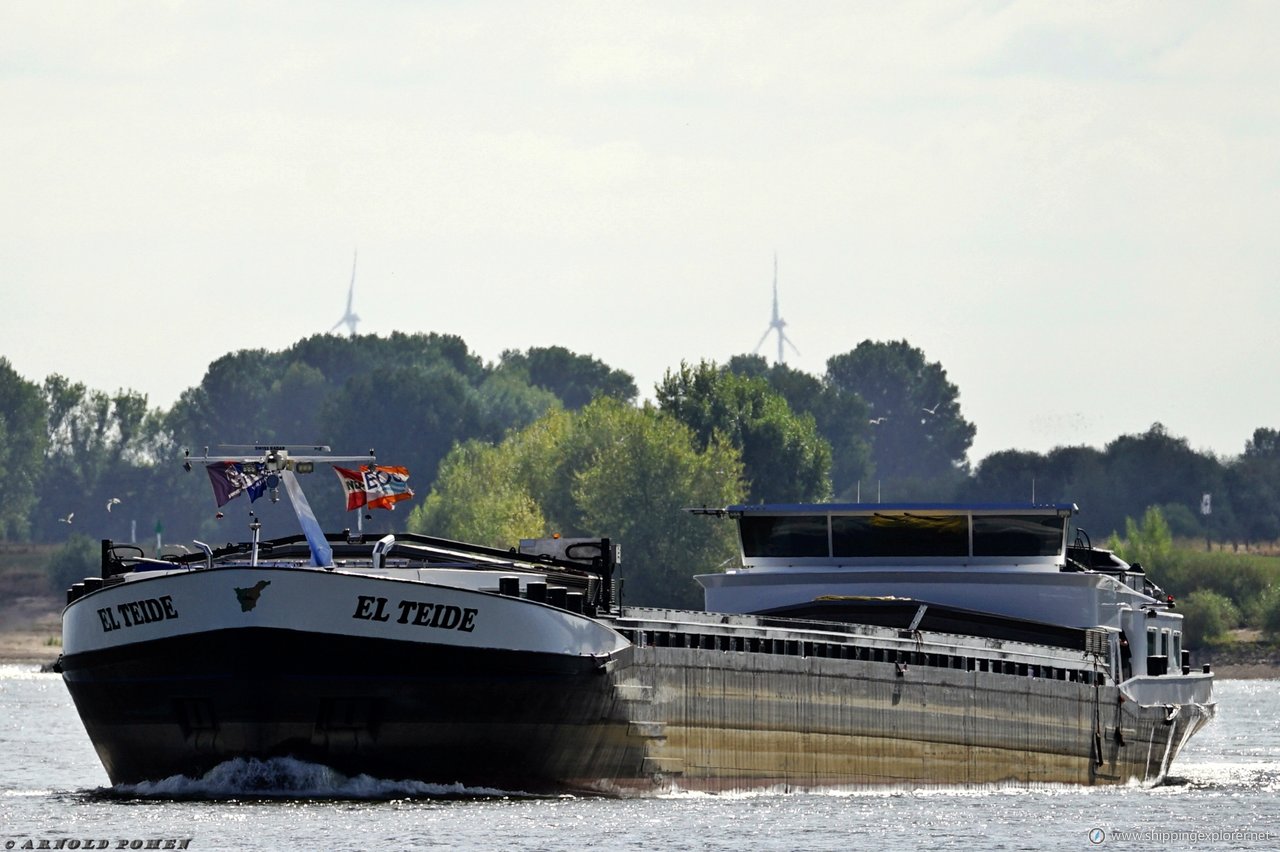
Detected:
left=288, top=332, right=487, bottom=389
left=165, top=332, right=492, bottom=450
left=824, top=340, right=975, bottom=484
left=1116, top=505, right=1174, bottom=569
left=570, top=400, right=744, bottom=607
left=37, top=376, right=161, bottom=542
left=961, top=449, right=1045, bottom=502
left=1226, top=428, right=1280, bottom=544
left=656, top=361, right=831, bottom=503
left=0, top=359, right=48, bottom=540
left=410, top=440, right=545, bottom=546
left=321, top=364, right=486, bottom=500
left=1100, top=423, right=1225, bottom=541
left=725, top=355, right=872, bottom=499
left=46, top=533, right=99, bottom=594
left=1259, top=586, right=1280, bottom=641
left=1043, top=446, right=1111, bottom=530
left=1178, top=589, right=1239, bottom=648
left=166, top=349, right=278, bottom=446
left=411, top=398, right=745, bottom=608
left=498, top=346, right=637, bottom=409
left=473, top=371, right=561, bottom=441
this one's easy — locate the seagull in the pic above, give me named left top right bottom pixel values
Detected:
left=59, top=512, right=74, bottom=524
left=921, top=403, right=941, bottom=416
left=106, top=497, right=122, bottom=512
left=869, top=417, right=888, bottom=425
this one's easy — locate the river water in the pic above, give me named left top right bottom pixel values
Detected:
left=1, top=665, right=1277, bottom=851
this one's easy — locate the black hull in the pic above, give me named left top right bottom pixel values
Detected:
left=61, top=628, right=628, bottom=790
left=61, top=622, right=1216, bottom=794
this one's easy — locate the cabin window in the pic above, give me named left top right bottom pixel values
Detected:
left=739, top=515, right=829, bottom=558
left=831, top=514, right=967, bottom=558
left=971, top=514, right=1064, bottom=557
left=1147, top=627, right=1157, bottom=656
left=1172, top=631, right=1182, bottom=662
left=1161, top=629, right=1170, bottom=657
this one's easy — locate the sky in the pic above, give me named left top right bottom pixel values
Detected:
left=2, top=1, right=1277, bottom=464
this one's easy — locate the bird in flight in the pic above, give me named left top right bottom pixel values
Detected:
left=106, top=497, right=122, bottom=512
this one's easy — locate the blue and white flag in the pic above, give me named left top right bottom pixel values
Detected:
left=206, top=462, right=268, bottom=507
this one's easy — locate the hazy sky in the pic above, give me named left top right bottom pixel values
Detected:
left=3, top=2, right=1277, bottom=463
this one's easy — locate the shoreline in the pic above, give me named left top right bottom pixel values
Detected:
left=0, top=596, right=63, bottom=668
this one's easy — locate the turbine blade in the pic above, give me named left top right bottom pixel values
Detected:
left=782, top=332, right=801, bottom=357
left=346, top=251, right=358, bottom=313
left=753, top=328, right=773, bottom=353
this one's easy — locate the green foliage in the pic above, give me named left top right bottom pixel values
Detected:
left=46, top=534, right=99, bottom=595
left=474, top=371, right=561, bottom=436
left=321, top=364, right=486, bottom=501
left=725, top=354, right=873, bottom=497
left=1147, top=548, right=1278, bottom=614
left=656, top=361, right=831, bottom=503
left=1158, top=502, right=1202, bottom=538
left=16, top=328, right=1280, bottom=596
left=413, top=398, right=745, bottom=608
left=36, top=375, right=163, bottom=542
left=1118, top=506, right=1174, bottom=569
left=1177, top=589, right=1240, bottom=648
left=0, top=359, right=48, bottom=540
left=1107, top=509, right=1280, bottom=641
left=498, top=346, right=637, bottom=409
left=964, top=434, right=1217, bottom=543
left=1227, top=427, right=1280, bottom=543
left=1100, top=424, right=1223, bottom=539
left=409, top=441, right=545, bottom=546
left=824, top=340, right=975, bottom=484
left=1258, top=586, right=1280, bottom=640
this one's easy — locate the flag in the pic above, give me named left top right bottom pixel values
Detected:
left=206, top=462, right=268, bottom=507
left=332, top=464, right=414, bottom=511
left=333, top=465, right=369, bottom=511
left=364, top=465, right=413, bottom=510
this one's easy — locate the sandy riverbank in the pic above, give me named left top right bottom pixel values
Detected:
left=0, top=595, right=63, bottom=666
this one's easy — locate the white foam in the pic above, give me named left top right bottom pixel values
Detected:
left=0, top=664, right=55, bottom=681
left=108, top=756, right=532, bottom=800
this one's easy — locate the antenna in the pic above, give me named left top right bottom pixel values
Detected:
left=752, top=252, right=799, bottom=364
left=331, top=249, right=360, bottom=336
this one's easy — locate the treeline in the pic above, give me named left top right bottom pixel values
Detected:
left=2, top=334, right=1278, bottom=606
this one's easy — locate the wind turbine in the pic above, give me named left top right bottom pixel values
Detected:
left=753, top=253, right=799, bottom=364
left=331, top=250, right=360, bottom=336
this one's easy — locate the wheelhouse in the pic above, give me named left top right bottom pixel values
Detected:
left=721, top=502, right=1077, bottom=572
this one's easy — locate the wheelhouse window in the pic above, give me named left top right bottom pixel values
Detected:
left=739, top=515, right=829, bottom=558
left=831, top=514, right=968, bottom=558
left=972, top=514, right=1065, bottom=557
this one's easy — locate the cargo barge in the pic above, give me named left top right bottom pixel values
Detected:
left=59, top=446, right=1215, bottom=793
